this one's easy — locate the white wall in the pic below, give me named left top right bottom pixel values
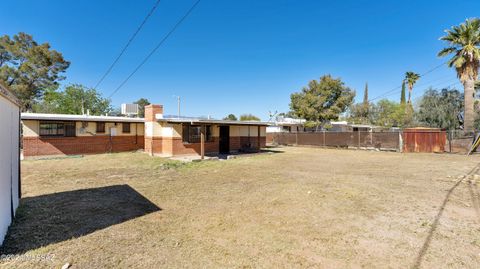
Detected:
left=0, top=92, right=20, bottom=245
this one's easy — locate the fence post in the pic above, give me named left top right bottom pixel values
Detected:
left=295, top=131, right=298, bottom=146
left=358, top=131, right=361, bottom=149
left=398, top=131, right=403, bottom=153
left=323, top=131, right=326, bottom=147
left=370, top=131, right=373, bottom=147
left=448, top=130, right=452, bottom=153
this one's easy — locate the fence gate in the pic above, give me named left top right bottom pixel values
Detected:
left=0, top=84, right=20, bottom=245
left=402, top=128, right=446, bottom=153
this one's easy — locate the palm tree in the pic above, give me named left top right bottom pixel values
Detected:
left=438, top=18, right=480, bottom=134
left=405, top=72, right=420, bottom=104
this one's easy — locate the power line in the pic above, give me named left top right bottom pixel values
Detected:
left=380, top=77, right=459, bottom=100
left=411, top=81, right=461, bottom=100
left=108, top=0, right=201, bottom=99
left=94, top=0, right=162, bottom=90
left=368, top=61, right=448, bottom=102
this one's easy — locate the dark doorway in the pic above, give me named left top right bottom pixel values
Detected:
left=219, top=126, right=230, bottom=154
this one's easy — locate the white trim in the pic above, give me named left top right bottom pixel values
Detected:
left=21, top=113, right=144, bottom=123
left=161, top=118, right=270, bottom=126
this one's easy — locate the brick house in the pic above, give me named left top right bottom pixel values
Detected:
left=21, top=104, right=268, bottom=158
left=144, top=105, right=268, bottom=158
left=22, top=113, right=144, bottom=157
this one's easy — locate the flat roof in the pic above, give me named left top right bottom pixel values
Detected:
left=160, top=117, right=270, bottom=126
left=21, top=113, right=144, bottom=123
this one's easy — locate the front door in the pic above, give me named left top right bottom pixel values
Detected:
left=219, top=126, right=230, bottom=154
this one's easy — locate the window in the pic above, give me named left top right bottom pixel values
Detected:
left=39, top=121, right=75, bottom=137
left=282, top=126, right=291, bottom=132
left=122, top=123, right=131, bottom=133
left=96, top=122, right=105, bottom=133
left=182, top=124, right=213, bottom=143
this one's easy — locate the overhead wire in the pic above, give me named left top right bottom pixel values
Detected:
left=108, top=0, right=202, bottom=98
left=94, top=0, right=162, bottom=90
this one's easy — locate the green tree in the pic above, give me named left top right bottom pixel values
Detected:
left=239, top=114, right=260, bottom=121
left=348, top=103, right=372, bottom=124
left=34, top=84, right=111, bottom=115
left=0, top=33, right=70, bottom=110
left=438, top=18, right=480, bottom=134
left=405, top=71, right=420, bottom=104
left=369, top=99, right=413, bottom=127
left=400, top=80, right=407, bottom=104
left=277, top=111, right=297, bottom=118
left=416, top=88, right=464, bottom=130
left=223, top=114, right=238, bottom=121
left=290, top=75, right=355, bottom=129
left=349, top=83, right=372, bottom=124
left=134, top=98, right=151, bottom=117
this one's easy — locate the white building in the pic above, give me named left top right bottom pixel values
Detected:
left=267, top=116, right=306, bottom=133
left=330, top=121, right=374, bottom=132
left=0, top=83, right=20, bottom=245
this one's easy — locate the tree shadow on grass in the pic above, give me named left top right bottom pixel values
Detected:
left=412, top=164, right=480, bottom=269
left=0, top=185, right=161, bottom=254
left=467, top=178, right=480, bottom=223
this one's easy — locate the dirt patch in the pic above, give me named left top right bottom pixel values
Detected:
left=1, top=148, right=480, bottom=268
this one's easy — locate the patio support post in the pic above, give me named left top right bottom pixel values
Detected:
left=257, top=125, right=261, bottom=152
left=200, top=125, right=205, bottom=159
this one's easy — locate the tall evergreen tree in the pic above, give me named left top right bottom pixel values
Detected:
left=363, top=82, right=368, bottom=105
left=400, top=80, right=407, bottom=104
left=0, top=33, right=70, bottom=111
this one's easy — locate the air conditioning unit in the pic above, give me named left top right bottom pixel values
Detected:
left=121, top=104, right=139, bottom=116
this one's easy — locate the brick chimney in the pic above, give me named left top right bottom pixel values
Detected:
left=144, top=104, right=163, bottom=122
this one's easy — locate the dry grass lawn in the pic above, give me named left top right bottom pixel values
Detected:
left=1, top=147, right=480, bottom=268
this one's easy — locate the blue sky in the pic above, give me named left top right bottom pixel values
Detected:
left=2, top=0, right=479, bottom=119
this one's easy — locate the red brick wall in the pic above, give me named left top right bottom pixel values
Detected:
left=146, top=136, right=265, bottom=156
left=230, top=137, right=241, bottom=151
left=144, top=136, right=163, bottom=155
left=239, top=136, right=265, bottom=150
left=23, top=136, right=144, bottom=157
left=144, top=105, right=163, bottom=122
left=171, top=137, right=219, bottom=156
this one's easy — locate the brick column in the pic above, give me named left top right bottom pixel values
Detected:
left=145, top=104, right=163, bottom=122
left=144, top=104, right=163, bottom=156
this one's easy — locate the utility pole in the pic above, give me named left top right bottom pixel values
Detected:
left=177, top=96, right=181, bottom=118
left=173, top=95, right=181, bottom=118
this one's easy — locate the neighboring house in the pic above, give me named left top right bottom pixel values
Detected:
left=266, top=116, right=306, bottom=133
left=0, top=83, right=20, bottom=245
left=330, top=121, right=374, bottom=132
left=144, top=104, right=268, bottom=157
left=22, top=113, right=144, bottom=157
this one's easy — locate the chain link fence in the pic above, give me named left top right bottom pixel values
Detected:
left=446, top=130, right=476, bottom=153
left=268, top=130, right=477, bottom=153
left=267, top=131, right=401, bottom=151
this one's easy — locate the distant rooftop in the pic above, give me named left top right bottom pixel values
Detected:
left=274, top=116, right=306, bottom=125
left=21, top=112, right=270, bottom=126
left=158, top=115, right=270, bottom=126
